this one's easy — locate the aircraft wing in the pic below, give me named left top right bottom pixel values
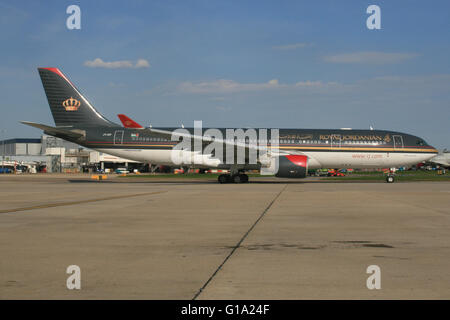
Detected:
left=20, top=121, right=85, bottom=140
left=116, top=114, right=306, bottom=156
left=147, top=127, right=305, bottom=156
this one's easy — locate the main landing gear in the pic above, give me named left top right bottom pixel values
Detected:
left=218, top=173, right=249, bottom=184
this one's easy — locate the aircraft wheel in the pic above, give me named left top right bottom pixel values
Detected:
left=232, top=174, right=242, bottom=184
left=386, top=175, right=395, bottom=183
left=239, top=174, right=249, bottom=183
left=218, top=174, right=230, bottom=184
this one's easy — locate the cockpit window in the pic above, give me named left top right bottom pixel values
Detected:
left=416, top=139, right=426, bottom=146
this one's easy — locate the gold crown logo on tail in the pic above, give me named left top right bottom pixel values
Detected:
left=62, top=97, right=80, bottom=111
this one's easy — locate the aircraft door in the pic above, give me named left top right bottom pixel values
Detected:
left=114, top=130, right=124, bottom=145
left=393, top=135, right=404, bottom=149
left=331, top=134, right=341, bottom=148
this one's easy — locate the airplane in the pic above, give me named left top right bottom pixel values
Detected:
left=21, top=67, right=438, bottom=183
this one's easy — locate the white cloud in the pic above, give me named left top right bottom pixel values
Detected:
left=324, top=51, right=418, bottom=64
left=179, top=79, right=281, bottom=93
left=84, top=58, right=150, bottom=69
left=272, top=43, right=313, bottom=50
left=295, top=80, right=323, bottom=87
left=371, top=74, right=450, bottom=84
left=178, top=78, right=336, bottom=94
left=135, top=59, right=150, bottom=68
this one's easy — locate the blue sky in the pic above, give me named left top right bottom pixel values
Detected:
left=0, top=0, right=449, bottom=148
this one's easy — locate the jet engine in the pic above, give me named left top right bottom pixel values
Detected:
left=275, top=155, right=308, bottom=178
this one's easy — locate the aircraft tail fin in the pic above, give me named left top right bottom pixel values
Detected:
left=37, top=68, right=115, bottom=127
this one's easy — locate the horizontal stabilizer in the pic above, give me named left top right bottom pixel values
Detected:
left=20, top=121, right=85, bottom=140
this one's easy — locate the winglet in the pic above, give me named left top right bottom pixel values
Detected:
left=117, top=114, right=143, bottom=129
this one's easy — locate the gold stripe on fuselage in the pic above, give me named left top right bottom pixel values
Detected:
left=89, top=143, right=438, bottom=153
left=278, top=146, right=438, bottom=153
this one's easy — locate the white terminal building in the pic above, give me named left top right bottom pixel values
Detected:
left=0, top=135, right=139, bottom=173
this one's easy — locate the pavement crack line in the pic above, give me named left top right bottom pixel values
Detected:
left=0, top=191, right=167, bottom=214
left=192, top=184, right=288, bottom=300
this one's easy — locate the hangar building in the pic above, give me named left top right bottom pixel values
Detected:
left=0, top=135, right=139, bottom=173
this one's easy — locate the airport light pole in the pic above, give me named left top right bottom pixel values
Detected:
left=1, top=129, right=5, bottom=172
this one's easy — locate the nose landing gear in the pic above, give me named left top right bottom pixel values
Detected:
left=386, top=174, right=395, bottom=183
left=386, top=168, right=396, bottom=183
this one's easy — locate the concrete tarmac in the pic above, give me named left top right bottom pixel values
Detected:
left=0, top=174, right=449, bottom=299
